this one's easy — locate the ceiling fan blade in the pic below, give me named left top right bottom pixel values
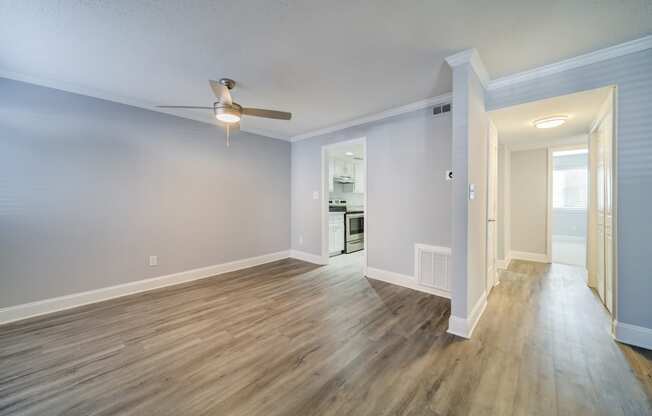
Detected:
left=242, top=108, right=292, bottom=120
left=156, top=105, right=213, bottom=109
left=209, top=80, right=232, bottom=105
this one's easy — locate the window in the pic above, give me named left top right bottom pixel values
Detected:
left=553, top=149, right=588, bottom=210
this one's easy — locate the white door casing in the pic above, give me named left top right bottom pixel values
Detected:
left=589, top=90, right=615, bottom=315
left=486, top=120, right=499, bottom=290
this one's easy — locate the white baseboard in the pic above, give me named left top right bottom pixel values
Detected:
left=365, top=267, right=451, bottom=299
left=289, top=250, right=328, bottom=265
left=510, top=250, right=550, bottom=263
left=447, top=291, right=488, bottom=339
left=496, top=257, right=512, bottom=270
left=614, top=321, right=652, bottom=350
left=0, top=250, right=290, bottom=325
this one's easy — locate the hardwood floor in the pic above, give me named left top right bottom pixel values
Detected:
left=1, top=255, right=650, bottom=415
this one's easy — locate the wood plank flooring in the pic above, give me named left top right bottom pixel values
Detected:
left=1, top=255, right=650, bottom=415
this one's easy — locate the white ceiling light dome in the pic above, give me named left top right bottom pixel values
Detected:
left=533, top=115, right=568, bottom=129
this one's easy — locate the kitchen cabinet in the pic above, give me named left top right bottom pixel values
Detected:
left=328, top=158, right=335, bottom=192
left=333, top=158, right=354, bottom=178
left=329, top=157, right=363, bottom=194
left=353, top=159, right=365, bottom=193
left=328, top=212, right=345, bottom=255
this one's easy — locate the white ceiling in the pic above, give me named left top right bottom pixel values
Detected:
left=490, top=86, right=612, bottom=147
left=1, top=1, right=650, bottom=140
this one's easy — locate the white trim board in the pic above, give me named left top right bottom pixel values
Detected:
left=510, top=250, right=550, bottom=263
left=496, top=257, right=512, bottom=270
left=489, top=35, right=652, bottom=90
left=447, top=291, right=488, bottom=339
left=291, top=93, right=452, bottom=142
left=445, top=48, right=490, bottom=89
left=614, top=321, right=652, bottom=351
left=365, top=267, right=451, bottom=299
left=0, top=68, right=287, bottom=141
left=0, top=250, right=290, bottom=325
left=289, top=250, right=328, bottom=265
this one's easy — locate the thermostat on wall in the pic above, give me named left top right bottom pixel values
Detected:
left=446, top=170, right=454, bottom=181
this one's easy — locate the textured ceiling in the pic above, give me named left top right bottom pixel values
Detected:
left=490, top=86, right=612, bottom=146
left=1, top=0, right=651, bottom=139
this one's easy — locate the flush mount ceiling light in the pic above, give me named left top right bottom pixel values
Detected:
left=345, top=151, right=354, bottom=156
left=533, top=115, right=568, bottom=129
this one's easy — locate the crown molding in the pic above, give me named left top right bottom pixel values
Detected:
left=0, top=68, right=290, bottom=141
left=291, top=92, right=452, bottom=142
left=489, top=35, right=652, bottom=90
left=445, top=48, right=490, bottom=89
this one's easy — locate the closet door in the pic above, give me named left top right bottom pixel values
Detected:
left=603, top=110, right=614, bottom=314
left=596, top=122, right=606, bottom=304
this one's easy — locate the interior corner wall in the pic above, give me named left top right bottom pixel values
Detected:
left=0, top=77, right=291, bottom=308
left=290, top=108, right=452, bottom=278
left=487, top=49, right=652, bottom=331
left=465, top=70, right=489, bottom=314
left=449, top=63, right=488, bottom=320
left=449, top=65, right=471, bottom=319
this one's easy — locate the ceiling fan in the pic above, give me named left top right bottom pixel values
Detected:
left=157, top=78, right=292, bottom=146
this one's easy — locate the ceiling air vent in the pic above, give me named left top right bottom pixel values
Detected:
left=433, top=103, right=452, bottom=116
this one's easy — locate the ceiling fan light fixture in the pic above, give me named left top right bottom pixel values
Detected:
left=533, top=115, right=568, bottom=129
left=215, top=105, right=241, bottom=123
left=216, top=112, right=241, bottom=123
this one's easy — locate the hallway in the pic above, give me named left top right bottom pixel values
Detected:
left=489, top=260, right=651, bottom=415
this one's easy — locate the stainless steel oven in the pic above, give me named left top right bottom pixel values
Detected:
left=345, top=212, right=364, bottom=253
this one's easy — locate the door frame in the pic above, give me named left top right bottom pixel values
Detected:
left=485, top=119, right=499, bottom=290
left=547, top=143, right=590, bottom=268
left=587, top=86, right=618, bottom=319
left=320, top=137, right=367, bottom=273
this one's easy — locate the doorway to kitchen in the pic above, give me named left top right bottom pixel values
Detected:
left=321, top=138, right=367, bottom=271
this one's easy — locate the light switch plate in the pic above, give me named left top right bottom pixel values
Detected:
left=149, top=255, right=158, bottom=266
left=312, top=191, right=319, bottom=200
left=469, top=184, right=475, bottom=200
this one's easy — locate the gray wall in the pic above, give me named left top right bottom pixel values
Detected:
left=510, top=149, right=548, bottom=255
left=291, top=108, right=452, bottom=277
left=552, top=208, right=586, bottom=237
left=0, top=78, right=290, bottom=308
left=487, top=49, right=652, bottom=330
left=496, top=145, right=507, bottom=260
left=465, top=69, right=489, bottom=315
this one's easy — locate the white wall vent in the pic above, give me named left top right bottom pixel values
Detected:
left=414, top=244, right=451, bottom=297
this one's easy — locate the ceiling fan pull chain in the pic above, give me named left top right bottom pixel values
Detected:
left=226, top=124, right=230, bottom=147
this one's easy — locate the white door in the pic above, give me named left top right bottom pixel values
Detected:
left=486, top=121, right=498, bottom=290
left=596, top=122, right=606, bottom=304
left=603, top=110, right=614, bottom=314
